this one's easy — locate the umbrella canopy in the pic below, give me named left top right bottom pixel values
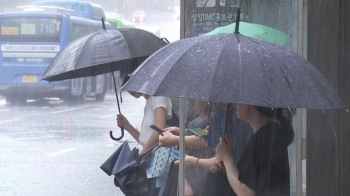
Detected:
left=206, top=22, right=290, bottom=46
left=42, top=28, right=167, bottom=82
left=121, top=33, right=343, bottom=110
left=41, top=25, right=168, bottom=141
left=100, top=141, right=160, bottom=196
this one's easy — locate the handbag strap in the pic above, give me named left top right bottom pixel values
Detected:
left=139, top=143, right=159, bottom=159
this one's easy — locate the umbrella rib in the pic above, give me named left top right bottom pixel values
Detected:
left=275, top=61, right=295, bottom=107
left=74, top=32, right=97, bottom=72
left=266, top=46, right=298, bottom=108
left=271, top=48, right=321, bottom=108
left=254, top=42, right=274, bottom=107
left=305, top=66, right=342, bottom=109
left=127, top=44, right=174, bottom=87
left=263, top=43, right=340, bottom=109
left=157, top=37, right=218, bottom=99
left=154, top=41, right=201, bottom=96
left=77, top=30, right=133, bottom=74
left=209, top=36, right=230, bottom=103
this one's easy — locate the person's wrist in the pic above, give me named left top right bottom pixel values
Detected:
left=175, top=127, right=180, bottom=135
left=185, top=156, right=194, bottom=166
left=123, top=124, right=132, bottom=131
left=173, top=136, right=180, bottom=146
left=222, top=153, right=234, bottom=164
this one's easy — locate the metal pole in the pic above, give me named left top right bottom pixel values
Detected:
left=180, top=0, right=185, bottom=39
left=178, top=98, right=186, bottom=196
left=296, top=109, right=303, bottom=196
left=179, top=0, right=186, bottom=194
left=296, top=0, right=306, bottom=195
left=178, top=0, right=187, bottom=196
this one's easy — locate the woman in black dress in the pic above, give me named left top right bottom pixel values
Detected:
left=214, top=104, right=294, bottom=196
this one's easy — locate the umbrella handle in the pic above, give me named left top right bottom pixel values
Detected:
left=110, top=73, right=125, bottom=141
left=110, top=128, right=124, bottom=141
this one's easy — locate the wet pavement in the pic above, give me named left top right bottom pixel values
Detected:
left=0, top=91, right=307, bottom=196
left=0, top=92, right=145, bottom=196
left=0, top=11, right=179, bottom=196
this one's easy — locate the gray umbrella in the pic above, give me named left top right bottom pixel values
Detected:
left=121, top=28, right=343, bottom=110
left=121, top=9, right=343, bottom=196
left=42, top=28, right=167, bottom=82
left=42, top=21, right=168, bottom=141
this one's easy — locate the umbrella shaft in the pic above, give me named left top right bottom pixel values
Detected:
left=112, top=73, right=122, bottom=114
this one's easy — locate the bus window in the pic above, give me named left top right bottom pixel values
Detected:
left=109, top=22, right=116, bottom=29
left=91, top=4, right=105, bottom=21
left=0, top=17, right=61, bottom=42
left=71, top=23, right=100, bottom=41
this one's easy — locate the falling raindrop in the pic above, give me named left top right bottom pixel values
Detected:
left=345, top=109, right=349, bottom=113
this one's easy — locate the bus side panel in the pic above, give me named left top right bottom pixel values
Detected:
left=0, top=13, right=71, bottom=100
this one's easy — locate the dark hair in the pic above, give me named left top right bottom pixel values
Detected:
left=254, top=106, right=295, bottom=145
left=122, top=74, right=130, bottom=86
left=194, top=100, right=211, bottom=118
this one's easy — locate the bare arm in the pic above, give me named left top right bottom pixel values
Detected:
left=117, top=114, right=140, bottom=142
left=159, top=132, right=208, bottom=149
left=140, top=107, right=167, bottom=154
left=184, top=135, right=208, bottom=149
left=222, top=157, right=255, bottom=196
left=185, top=156, right=218, bottom=170
left=216, top=136, right=256, bottom=196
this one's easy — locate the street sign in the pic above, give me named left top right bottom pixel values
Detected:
left=189, top=6, right=248, bottom=36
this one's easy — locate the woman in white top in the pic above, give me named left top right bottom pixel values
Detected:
left=117, top=75, right=173, bottom=195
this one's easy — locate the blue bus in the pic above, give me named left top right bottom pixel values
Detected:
left=32, top=0, right=106, bottom=22
left=0, top=2, right=109, bottom=104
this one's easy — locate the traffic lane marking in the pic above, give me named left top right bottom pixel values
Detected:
left=45, top=148, right=77, bottom=157
left=0, top=109, right=11, bottom=111
left=98, top=114, right=116, bottom=119
left=51, top=106, right=92, bottom=114
left=105, top=139, right=115, bottom=147
left=0, top=135, right=61, bottom=142
left=18, top=136, right=61, bottom=141
left=0, top=119, right=19, bottom=125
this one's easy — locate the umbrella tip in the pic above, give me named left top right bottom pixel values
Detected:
left=234, top=7, right=241, bottom=34
left=161, top=37, right=170, bottom=44
left=101, top=17, right=106, bottom=30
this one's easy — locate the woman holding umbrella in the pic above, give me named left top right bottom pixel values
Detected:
left=116, top=75, right=173, bottom=196
left=214, top=104, right=294, bottom=196
left=159, top=102, right=253, bottom=196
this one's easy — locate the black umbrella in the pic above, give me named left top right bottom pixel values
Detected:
left=41, top=27, right=167, bottom=82
left=121, top=9, right=343, bottom=110
left=100, top=141, right=160, bottom=196
left=42, top=19, right=168, bottom=140
left=121, top=8, right=344, bottom=196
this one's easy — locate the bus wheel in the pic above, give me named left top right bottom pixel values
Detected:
left=78, top=90, right=86, bottom=104
left=66, top=93, right=85, bottom=105
left=5, top=95, right=26, bottom=105
left=5, top=96, right=14, bottom=104
left=96, top=93, right=105, bottom=102
left=66, top=83, right=86, bottom=106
